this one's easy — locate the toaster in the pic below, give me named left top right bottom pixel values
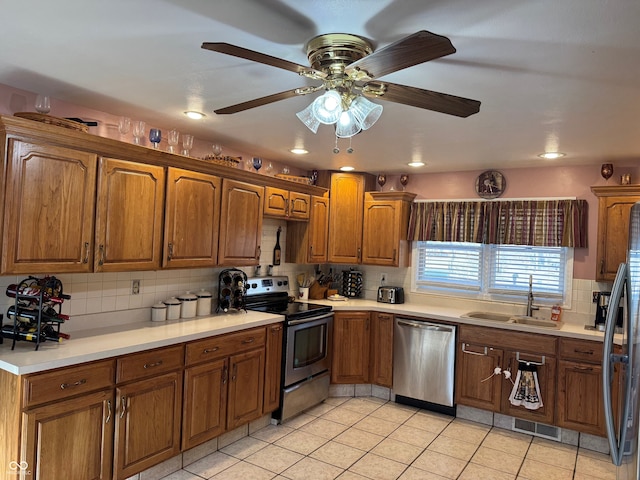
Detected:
left=377, top=286, right=404, bottom=304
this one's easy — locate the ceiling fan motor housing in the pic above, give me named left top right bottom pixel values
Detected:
left=306, top=33, right=373, bottom=77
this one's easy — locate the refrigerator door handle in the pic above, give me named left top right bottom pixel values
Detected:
left=603, top=262, right=630, bottom=466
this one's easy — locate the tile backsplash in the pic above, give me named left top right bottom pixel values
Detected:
left=0, top=218, right=606, bottom=335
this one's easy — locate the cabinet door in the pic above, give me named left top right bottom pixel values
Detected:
left=264, top=186, right=289, bottom=217
left=21, top=389, right=113, bottom=480
left=264, top=323, right=283, bottom=413
left=182, top=359, right=228, bottom=450
left=163, top=168, right=221, bottom=268
left=370, top=312, right=394, bottom=387
left=289, top=192, right=311, bottom=220
left=557, top=360, right=605, bottom=436
left=331, top=312, right=371, bottom=384
left=95, top=158, right=165, bottom=272
left=227, top=349, right=265, bottom=429
left=328, top=173, right=365, bottom=263
left=114, top=371, right=182, bottom=479
left=501, top=352, right=556, bottom=424
left=218, top=179, right=264, bottom=266
left=362, top=200, right=401, bottom=266
left=285, top=195, right=329, bottom=264
left=455, top=342, right=503, bottom=411
left=596, top=195, right=640, bottom=281
left=2, top=140, right=97, bottom=273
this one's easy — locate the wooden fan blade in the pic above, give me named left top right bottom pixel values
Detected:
left=202, top=42, right=326, bottom=78
left=346, top=31, right=456, bottom=79
left=214, top=88, right=304, bottom=114
left=366, top=82, right=481, bottom=118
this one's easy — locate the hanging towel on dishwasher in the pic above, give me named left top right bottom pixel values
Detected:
left=509, top=362, right=543, bottom=410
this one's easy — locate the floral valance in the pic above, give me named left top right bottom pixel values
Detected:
left=407, top=199, right=588, bottom=248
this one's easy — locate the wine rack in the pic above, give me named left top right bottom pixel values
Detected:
left=342, top=269, right=363, bottom=298
left=216, top=268, right=247, bottom=313
left=2, top=276, right=70, bottom=350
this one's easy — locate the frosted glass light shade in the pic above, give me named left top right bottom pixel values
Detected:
left=335, top=110, right=361, bottom=138
left=351, top=96, right=383, bottom=130
left=296, top=103, right=320, bottom=133
left=312, top=90, right=342, bottom=124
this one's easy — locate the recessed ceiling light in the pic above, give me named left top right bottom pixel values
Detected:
left=408, top=161, right=425, bottom=167
left=340, top=166, right=355, bottom=172
left=184, top=111, right=206, bottom=120
left=290, top=148, right=308, bottom=155
left=538, top=152, right=565, bottom=159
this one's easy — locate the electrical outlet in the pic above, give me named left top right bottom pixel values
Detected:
left=593, top=291, right=599, bottom=303
left=380, top=273, right=387, bottom=285
left=132, top=280, right=140, bottom=295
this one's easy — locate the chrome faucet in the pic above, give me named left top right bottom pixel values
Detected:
left=526, top=275, right=539, bottom=317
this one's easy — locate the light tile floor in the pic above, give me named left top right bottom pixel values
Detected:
left=162, top=397, right=617, bottom=480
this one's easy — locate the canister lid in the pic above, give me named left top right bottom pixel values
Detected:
left=163, top=296, right=181, bottom=305
left=178, top=291, right=198, bottom=301
left=152, top=302, right=167, bottom=310
left=196, top=289, right=212, bottom=298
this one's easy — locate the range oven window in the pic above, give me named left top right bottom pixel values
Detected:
left=293, top=323, right=326, bottom=368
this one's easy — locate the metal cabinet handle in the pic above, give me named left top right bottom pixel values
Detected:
left=120, top=396, right=126, bottom=419
left=98, top=244, right=105, bottom=266
left=271, top=325, right=282, bottom=333
left=285, top=199, right=290, bottom=217
left=168, top=242, right=174, bottom=260
left=222, top=365, right=228, bottom=385
left=573, top=365, right=594, bottom=372
left=256, top=245, right=261, bottom=260
left=143, top=360, right=163, bottom=369
left=515, top=352, right=545, bottom=366
left=242, top=337, right=255, bottom=344
left=574, top=349, right=594, bottom=355
left=60, top=378, right=87, bottom=389
left=461, top=343, right=488, bottom=356
left=83, top=242, right=90, bottom=264
left=600, top=259, right=605, bottom=275
left=393, top=249, right=397, bottom=262
left=232, top=364, right=237, bottom=382
left=106, top=400, right=112, bottom=424
left=357, top=247, right=361, bottom=261
left=203, top=347, right=219, bottom=354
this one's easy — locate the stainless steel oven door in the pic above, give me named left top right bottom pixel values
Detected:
left=284, top=312, right=333, bottom=387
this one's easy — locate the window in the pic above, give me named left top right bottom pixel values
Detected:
left=413, top=241, right=572, bottom=306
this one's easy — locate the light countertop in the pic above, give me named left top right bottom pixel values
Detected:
left=0, top=298, right=618, bottom=376
left=0, top=311, right=283, bottom=375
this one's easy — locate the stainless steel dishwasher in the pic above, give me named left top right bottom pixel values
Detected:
left=393, top=317, right=456, bottom=414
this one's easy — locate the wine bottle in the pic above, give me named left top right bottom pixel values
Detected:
left=7, top=305, right=69, bottom=324
left=6, top=283, right=71, bottom=303
left=1, top=325, right=46, bottom=343
left=273, top=226, right=282, bottom=266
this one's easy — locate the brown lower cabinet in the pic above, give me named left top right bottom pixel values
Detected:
left=331, top=311, right=393, bottom=387
left=4, top=323, right=282, bottom=480
left=455, top=324, right=557, bottom=425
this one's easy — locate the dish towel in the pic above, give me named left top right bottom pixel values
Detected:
left=509, top=362, right=543, bottom=410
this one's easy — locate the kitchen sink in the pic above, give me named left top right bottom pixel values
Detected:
left=462, top=311, right=562, bottom=329
left=461, top=311, right=513, bottom=322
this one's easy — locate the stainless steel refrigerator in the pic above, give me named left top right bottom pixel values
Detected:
left=603, top=202, right=640, bottom=479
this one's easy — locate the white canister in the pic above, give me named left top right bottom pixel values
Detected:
left=196, top=289, right=213, bottom=316
left=164, top=297, right=181, bottom=320
left=178, top=291, right=198, bottom=319
left=151, top=302, right=167, bottom=322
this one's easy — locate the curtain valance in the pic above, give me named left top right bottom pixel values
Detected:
left=407, top=199, right=588, bottom=248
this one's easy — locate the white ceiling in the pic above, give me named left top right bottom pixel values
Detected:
left=1, top=0, right=639, bottom=174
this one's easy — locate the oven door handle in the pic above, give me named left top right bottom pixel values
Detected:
left=287, top=312, right=334, bottom=326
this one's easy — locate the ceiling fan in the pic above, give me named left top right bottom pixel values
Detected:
left=202, top=30, right=480, bottom=132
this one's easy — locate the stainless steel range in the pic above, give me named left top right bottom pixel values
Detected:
left=245, top=276, right=333, bottom=422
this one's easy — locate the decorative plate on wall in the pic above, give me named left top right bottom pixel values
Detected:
left=475, top=170, right=506, bottom=199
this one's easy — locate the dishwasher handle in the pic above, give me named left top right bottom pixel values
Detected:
left=396, top=318, right=454, bottom=333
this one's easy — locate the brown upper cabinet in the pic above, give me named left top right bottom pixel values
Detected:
left=218, top=179, right=264, bottom=266
left=286, top=195, right=330, bottom=264
left=95, top=158, right=165, bottom=272
left=163, top=168, right=222, bottom=268
left=592, top=185, right=640, bottom=281
left=2, top=140, right=98, bottom=273
left=362, top=192, right=415, bottom=267
left=264, top=186, right=310, bottom=221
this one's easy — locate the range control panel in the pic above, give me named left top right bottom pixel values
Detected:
left=245, top=276, right=289, bottom=296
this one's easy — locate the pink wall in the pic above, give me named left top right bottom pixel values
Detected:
left=385, top=165, right=640, bottom=280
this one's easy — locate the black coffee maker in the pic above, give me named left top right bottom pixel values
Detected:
left=595, top=291, right=623, bottom=332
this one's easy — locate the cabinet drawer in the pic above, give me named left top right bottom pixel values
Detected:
left=459, top=324, right=557, bottom=355
left=23, top=359, right=115, bottom=408
left=559, top=338, right=603, bottom=363
left=186, top=327, right=266, bottom=366
left=116, top=345, right=184, bottom=384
